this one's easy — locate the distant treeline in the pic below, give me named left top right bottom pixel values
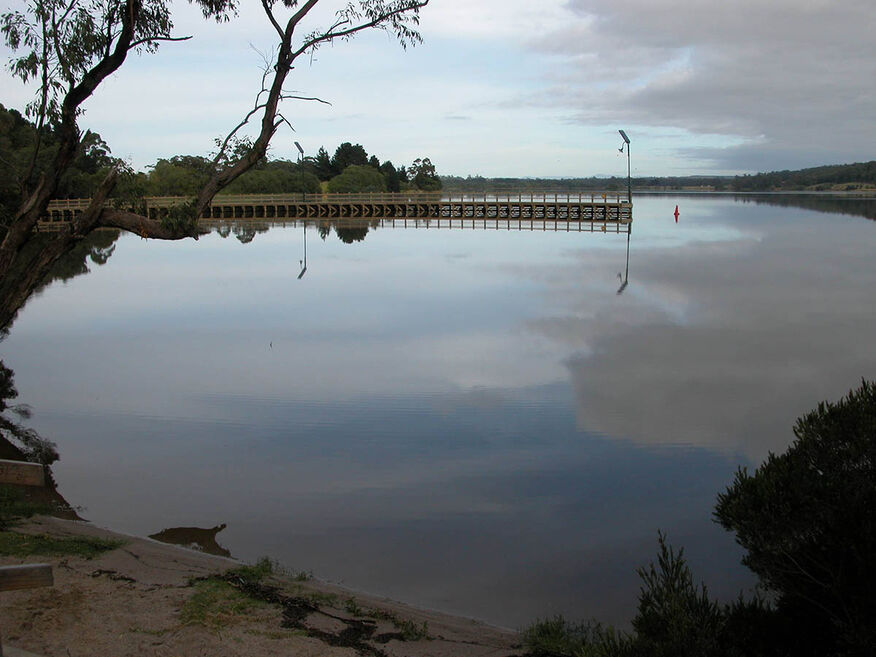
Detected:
left=133, top=144, right=440, bottom=197
left=442, top=161, right=876, bottom=194
left=1, top=103, right=441, bottom=224
left=730, top=161, right=876, bottom=191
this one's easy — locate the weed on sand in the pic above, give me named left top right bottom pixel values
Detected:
left=181, top=578, right=270, bottom=631
left=0, top=485, right=57, bottom=529
left=0, top=531, right=124, bottom=558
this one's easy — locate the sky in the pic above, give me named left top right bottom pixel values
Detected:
left=1, top=0, right=874, bottom=177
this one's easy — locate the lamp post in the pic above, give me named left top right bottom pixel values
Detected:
left=294, top=141, right=304, bottom=164
left=618, top=130, right=631, bottom=203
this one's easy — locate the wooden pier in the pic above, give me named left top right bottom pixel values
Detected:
left=42, top=192, right=632, bottom=230
left=202, top=216, right=630, bottom=234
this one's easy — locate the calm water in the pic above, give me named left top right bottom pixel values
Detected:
left=3, top=194, right=875, bottom=628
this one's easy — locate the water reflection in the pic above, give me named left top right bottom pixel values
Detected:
left=149, top=523, right=232, bottom=557
left=548, top=199, right=876, bottom=461
left=0, top=228, right=121, bottom=334
left=639, top=192, right=876, bottom=221
left=732, top=193, right=876, bottom=221
left=298, top=222, right=307, bottom=279
left=3, top=196, right=874, bottom=628
left=0, top=362, right=78, bottom=519
left=336, top=225, right=370, bottom=244
left=616, top=228, right=631, bottom=295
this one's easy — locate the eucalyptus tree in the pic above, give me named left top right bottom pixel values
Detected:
left=408, top=156, right=440, bottom=190
left=0, top=0, right=429, bottom=330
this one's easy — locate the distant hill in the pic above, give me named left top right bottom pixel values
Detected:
left=442, top=161, right=876, bottom=193
left=730, top=161, right=875, bottom=191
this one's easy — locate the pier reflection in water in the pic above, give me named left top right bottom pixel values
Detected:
left=211, top=216, right=634, bottom=286
left=4, top=194, right=876, bottom=628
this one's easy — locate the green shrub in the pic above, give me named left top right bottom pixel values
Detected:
left=715, top=379, right=876, bottom=654
left=327, top=165, right=387, bottom=193
left=631, top=532, right=723, bottom=657
left=0, top=485, right=56, bottom=529
left=0, top=530, right=124, bottom=558
left=522, top=616, right=629, bottom=657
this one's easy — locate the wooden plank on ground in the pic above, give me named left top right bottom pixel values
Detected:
left=0, top=565, right=53, bottom=592
left=0, top=460, right=45, bottom=487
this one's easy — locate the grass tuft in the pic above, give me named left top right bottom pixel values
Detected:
left=365, top=607, right=430, bottom=640
left=225, top=556, right=311, bottom=584
left=522, top=615, right=628, bottom=657
left=180, top=578, right=268, bottom=630
left=344, top=597, right=363, bottom=615
left=226, top=556, right=277, bottom=583
left=0, top=485, right=57, bottom=529
left=0, top=530, right=124, bottom=558
left=396, top=618, right=429, bottom=641
left=303, top=590, right=338, bottom=607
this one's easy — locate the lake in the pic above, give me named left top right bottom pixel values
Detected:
left=2, top=193, right=875, bottom=629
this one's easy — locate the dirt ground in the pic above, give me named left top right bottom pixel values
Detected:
left=1, top=516, right=521, bottom=657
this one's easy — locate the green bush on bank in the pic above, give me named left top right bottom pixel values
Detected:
left=524, top=380, right=876, bottom=657
left=0, top=529, right=124, bottom=558
left=326, top=165, right=387, bottom=193
left=0, top=485, right=56, bottom=530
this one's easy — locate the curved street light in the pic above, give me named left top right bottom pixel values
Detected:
left=618, top=130, right=631, bottom=203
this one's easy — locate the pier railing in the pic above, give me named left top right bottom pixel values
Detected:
left=42, top=191, right=632, bottom=227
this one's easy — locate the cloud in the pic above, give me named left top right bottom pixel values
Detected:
left=420, top=0, right=572, bottom=40
left=528, top=0, right=876, bottom=171
left=527, top=203, right=876, bottom=462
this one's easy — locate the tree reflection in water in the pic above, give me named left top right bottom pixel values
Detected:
left=1, top=229, right=121, bottom=499
left=149, top=523, right=232, bottom=557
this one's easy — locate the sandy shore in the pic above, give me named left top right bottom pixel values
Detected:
left=1, top=516, right=521, bottom=657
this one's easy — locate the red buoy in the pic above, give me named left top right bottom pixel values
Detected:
left=674, top=205, right=679, bottom=223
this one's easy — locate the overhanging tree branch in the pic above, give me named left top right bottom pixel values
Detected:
left=129, top=34, right=192, bottom=49
left=194, top=0, right=428, bottom=214
left=1, top=0, right=430, bottom=332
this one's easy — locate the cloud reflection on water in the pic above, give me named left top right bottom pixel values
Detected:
left=3, top=196, right=875, bottom=627
left=541, top=201, right=876, bottom=461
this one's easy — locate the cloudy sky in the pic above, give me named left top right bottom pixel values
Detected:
left=2, top=0, right=874, bottom=177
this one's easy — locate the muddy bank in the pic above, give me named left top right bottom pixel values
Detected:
left=0, top=516, right=520, bottom=656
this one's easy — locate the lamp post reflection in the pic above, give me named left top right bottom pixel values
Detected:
left=617, top=226, right=631, bottom=295
left=298, top=221, right=307, bottom=279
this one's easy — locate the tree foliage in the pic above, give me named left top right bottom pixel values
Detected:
left=147, top=156, right=214, bottom=196
left=327, top=164, right=386, bottom=193
left=0, top=360, right=58, bottom=466
left=714, top=379, right=876, bottom=654
left=441, top=161, right=876, bottom=196
left=524, top=381, right=876, bottom=657
left=311, top=146, right=334, bottom=181
left=0, top=104, right=119, bottom=219
left=331, top=142, right=369, bottom=176
left=731, top=161, right=876, bottom=192
left=408, top=156, right=441, bottom=190
left=0, top=0, right=430, bottom=332
left=379, top=160, right=402, bottom=192
left=222, top=160, right=321, bottom=195
left=631, top=533, right=724, bottom=657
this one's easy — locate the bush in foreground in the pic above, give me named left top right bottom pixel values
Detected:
left=525, top=380, right=876, bottom=657
left=715, top=379, right=876, bottom=654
